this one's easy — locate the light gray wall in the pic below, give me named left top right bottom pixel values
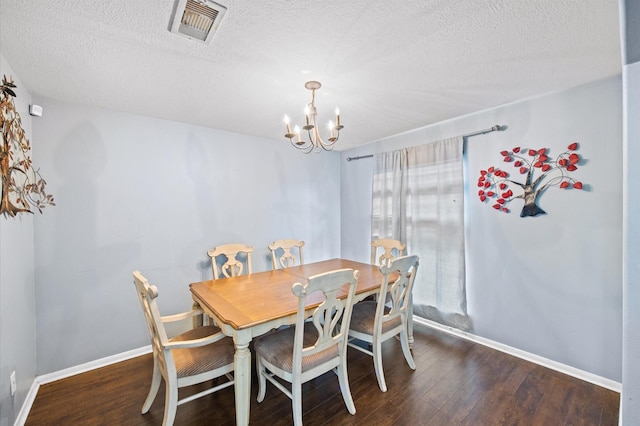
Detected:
left=341, top=76, right=623, bottom=382
left=0, top=54, right=37, bottom=426
left=31, top=98, right=342, bottom=374
left=621, top=0, right=640, bottom=422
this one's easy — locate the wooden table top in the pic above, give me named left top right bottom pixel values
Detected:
left=190, top=258, right=383, bottom=330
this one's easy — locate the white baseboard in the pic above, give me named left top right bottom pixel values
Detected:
left=13, top=346, right=151, bottom=426
left=413, top=317, right=622, bottom=393
left=37, top=346, right=152, bottom=385
left=14, top=380, right=40, bottom=426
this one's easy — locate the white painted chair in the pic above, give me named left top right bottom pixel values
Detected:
left=254, top=268, right=359, bottom=425
left=208, top=243, right=254, bottom=279
left=371, top=238, right=406, bottom=268
left=368, top=238, right=407, bottom=303
left=132, top=271, right=235, bottom=426
left=347, top=255, right=419, bottom=392
left=268, top=239, right=305, bottom=270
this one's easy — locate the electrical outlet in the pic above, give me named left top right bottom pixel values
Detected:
left=10, top=371, right=16, bottom=396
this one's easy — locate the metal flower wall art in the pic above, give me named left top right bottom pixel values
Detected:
left=0, top=75, right=54, bottom=217
left=477, top=142, right=584, bottom=217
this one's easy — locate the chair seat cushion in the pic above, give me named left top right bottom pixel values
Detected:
left=349, top=301, right=402, bottom=335
left=170, top=325, right=235, bottom=378
left=254, top=322, right=338, bottom=373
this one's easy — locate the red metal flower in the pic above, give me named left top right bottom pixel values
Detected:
left=569, top=153, right=579, bottom=164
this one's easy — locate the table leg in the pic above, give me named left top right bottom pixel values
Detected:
left=234, top=330, right=252, bottom=426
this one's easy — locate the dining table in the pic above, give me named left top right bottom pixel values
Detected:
left=189, top=258, right=413, bottom=426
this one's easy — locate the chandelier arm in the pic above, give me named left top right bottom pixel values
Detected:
left=302, top=142, right=314, bottom=154
left=315, top=126, right=328, bottom=148
left=322, top=136, right=335, bottom=151
left=310, top=119, right=330, bottom=149
left=307, top=127, right=316, bottom=147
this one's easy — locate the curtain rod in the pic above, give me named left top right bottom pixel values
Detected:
left=346, top=124, right=504, bottom=161
left=463, top=124, right=503, bottom=138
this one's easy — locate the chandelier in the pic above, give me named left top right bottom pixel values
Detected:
left=283, top=81, right=343, bottom=153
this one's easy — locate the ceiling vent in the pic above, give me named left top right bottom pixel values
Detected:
left=170, top=0, right=227, bottom=44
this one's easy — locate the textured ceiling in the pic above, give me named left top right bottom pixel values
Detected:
left=0, top=0, right=622, bottom=150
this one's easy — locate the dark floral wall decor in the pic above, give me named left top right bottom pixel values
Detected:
left=1, top=75, right=54, bottom=217
left=477, top=142, right=584, bottom=217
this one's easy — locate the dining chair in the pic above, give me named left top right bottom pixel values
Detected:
left=371, top=237, right=406, bottom=268
left=347, top=254, right=419, bottom=392
left=208, top=243, right=254, bottom=279
left=268, top=239, right=305, bottom=270
left=132, top=271, right=235, bottom=426
left=254, top=268, right=360, bottom=426
left=368, top=238, right=407, bottom=303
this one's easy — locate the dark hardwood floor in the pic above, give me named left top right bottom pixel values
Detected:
left=26, top=326, right=619, bottom=425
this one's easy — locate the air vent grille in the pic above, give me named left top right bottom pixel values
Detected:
left=170, top=0, right=227, bottom=44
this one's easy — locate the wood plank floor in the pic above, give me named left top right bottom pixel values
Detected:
left=26, top=325, right=619, bottom=425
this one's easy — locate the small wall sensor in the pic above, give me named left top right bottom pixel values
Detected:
left=29, top=104, right=43, bottom=117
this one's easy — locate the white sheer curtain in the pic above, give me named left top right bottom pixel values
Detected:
left=371, top=137, right=470, bottom=330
